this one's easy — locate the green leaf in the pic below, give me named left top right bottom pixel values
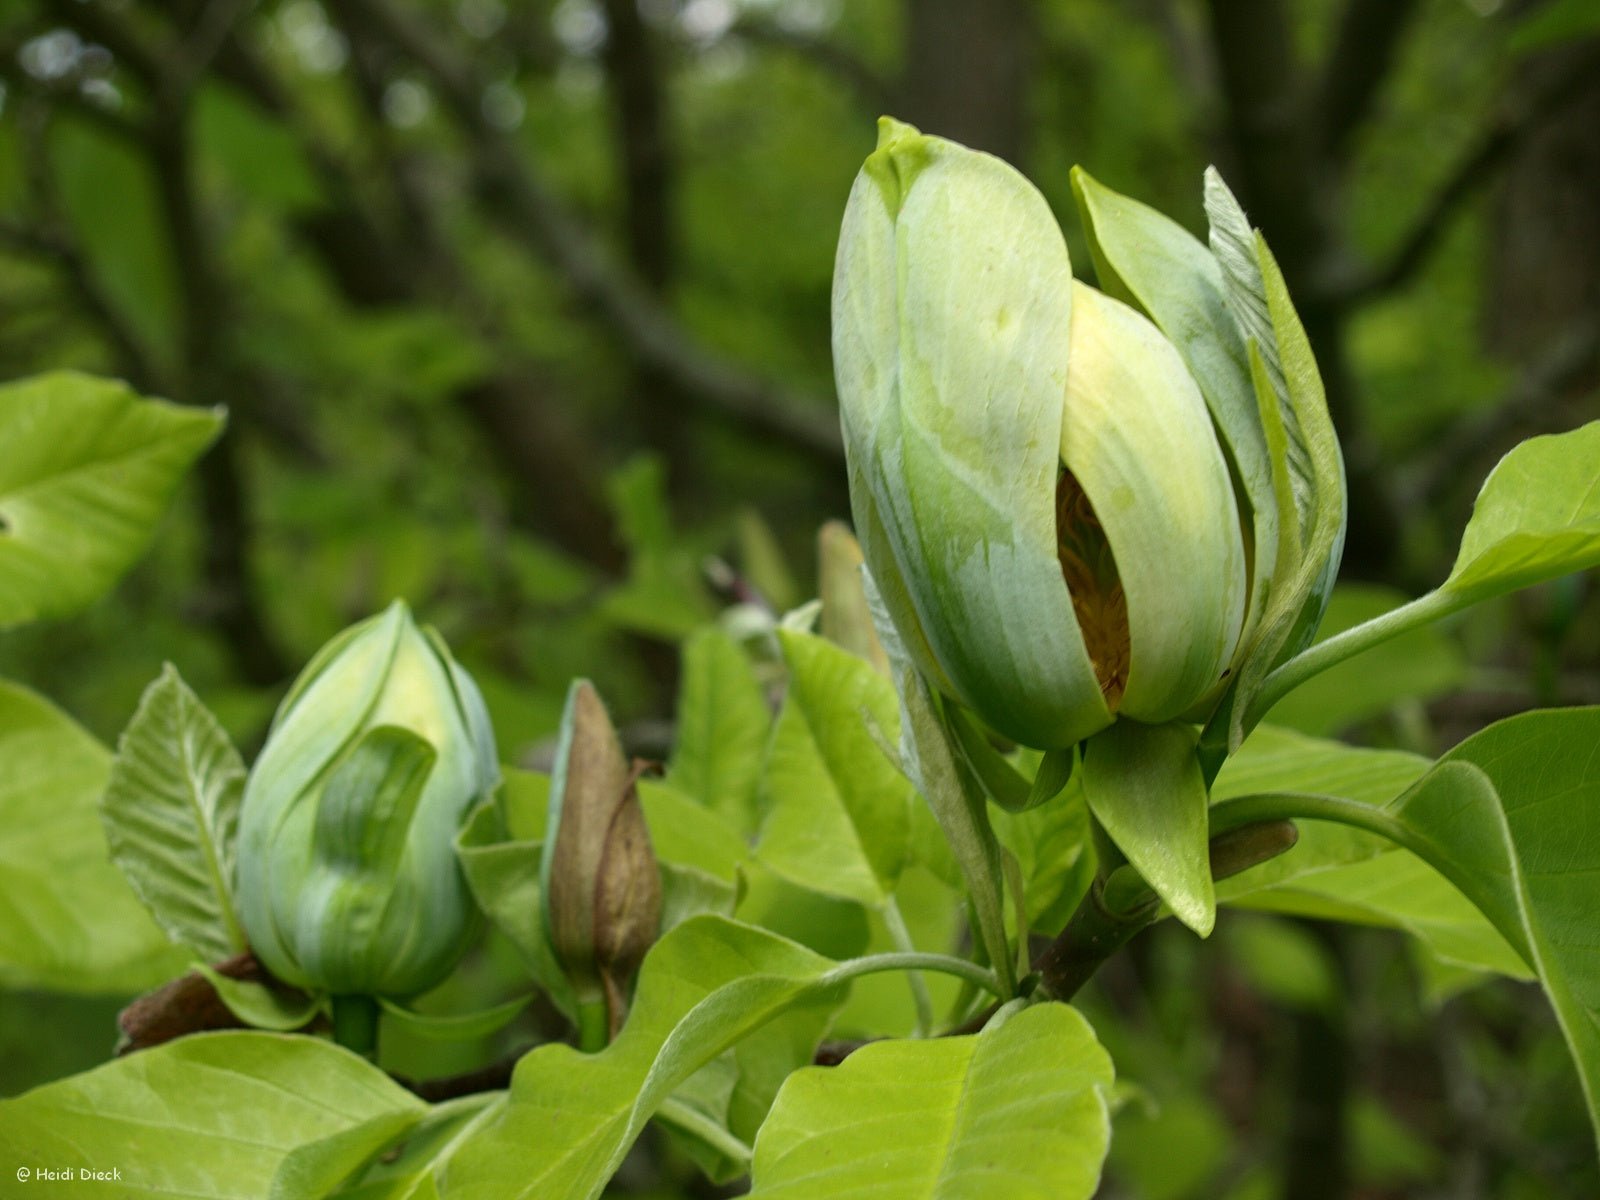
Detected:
left=1216, top=709, right=1600, bottom=1145
left=0, top=372, right=223, bottom=628
left=0, top=679, right=185, bottom=992
left=1202, top=174, right=1347, bottom=749
left=271, top=1112, right=433, bottom=1200
left=1204, top=171, right=1308, bottom=538
left=1246, top=428, right=1600, bottom=723
left=459, top=775, right=748, bottom=1019
left=194, top=963, right=322, bottom=1031
left=438, top=916, right=851, bottom=1199
left=320, top=1094, right=499, bottom=1200
left=1431, top=708, right=1600, bottom=1144
left=1442, top=422, right=1600, bottom=602
left=1213, top=725, right=1425, bottom=908
left=993, top=775, right=1095, bottom=934
left=1069, top=167, right=1278, bottom=661
left=1213, top=727, right=1524, bottom=978
left=639, top=779, right=750, bottom=882
left=666, top=626, right=771, bottom=836
left=0, top=1031, right=424, bottom=1197
left=1083, top=721, right=1215, bottom=936
left=101, top=665, right=247, bottom=963
left=456, top=785, right=581, bottom=1018
left=865, top=568, right=1015, bottom=995
left=378, top=993, right=531, bottom=1042
left=747, top=1002, right=1114, bottom=1199
left=755, top=629, right=912, bottom=905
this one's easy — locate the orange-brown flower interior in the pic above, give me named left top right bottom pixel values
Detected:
left=1056, top=468, right=1130, bottom=709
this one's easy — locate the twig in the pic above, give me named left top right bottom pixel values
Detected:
left=393, top=1049, right=526, bottom=1102
left=0, top=151, right=157, bottom=389
left=725, top=15, right=893, bottom=113
left=1328, top=46, right=1600, bottom=307
left=340, top=0, right=843, bottom=464
left=1314, top=0, right=1422, bottom=169
left=1404, top=317, right=1600, bottom=507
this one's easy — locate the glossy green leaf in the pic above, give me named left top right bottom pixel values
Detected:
left=1204, top=171, right=1310, bottom=542
left=817, top=519, right=890, bottom=674
left=875, top=574, right=1015, bottom=994
left=0, top=372, right=223, bottom=628
left=378, top=994, right=531, bottom=1042
left=0, top=1032, right=424, bottom=1197
left=639, top=779, right=750, bottom=882
left=1213, top=727, right=1523, bottom=978
left=993, top=775, right=1095, bottom=934
left=1218, top=710, right=1600, bottom=1144
left=756, top=629, right=912, bottom=905
left=439, top=916, right=851, bottom=1199
left=0, top=679, right=185, bottom=992
left=1203, top=174, right=1347, bottom=749
left=1083, top=721, right=1214, bottom=936
left=456, top=797, right=574, bottom=1016
left=666, top=626, right=771, bottom=835
left=270, top=1112, right=428, bottom=1200
left=319, top=1094, right=499, bottom=1200
left=101, top=665, right=247, bottom=964
left=1443, top=422, right=1600, bottom=602
left=748, top=1002, right=1113, bottom=1199
left=1432, top=708, right=1600, bottom=1143
left=194, top=963, right=322, bottom=1032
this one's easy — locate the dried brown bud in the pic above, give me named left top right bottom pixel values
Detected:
left=542, top=681, right=663, bottom=1041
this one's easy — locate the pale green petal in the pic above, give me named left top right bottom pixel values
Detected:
left=1061, top=283, right=1246, bottom=722
left=833, top=118, right=1108, bottom=749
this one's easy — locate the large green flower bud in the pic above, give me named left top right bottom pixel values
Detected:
left=834, top=119, right=1247, bottom=750
left=236, top=601, right=498, bottom=998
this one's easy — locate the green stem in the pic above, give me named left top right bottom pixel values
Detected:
left=1209, top=790, right=1405, bottom=844
left=575, top=996, right=609, bottom=1054
left=882, top=897, right=935, bottom=1037
left=1247, top=589, right=1462, bottom=730
left=331, top=994, right=380, bottom=1059
left=1033, top=818, right=1300, bottom=1004
left=823, top=952, right=1004, bottom=998
left=1209, top=790, right=1509, bottom=948
left=1032, top=881, right=1159, bottom=1003
left=657, top=1098, right=754, bottom=1169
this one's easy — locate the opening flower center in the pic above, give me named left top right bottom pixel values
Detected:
left=1056, top=468, right=1130, bottom=709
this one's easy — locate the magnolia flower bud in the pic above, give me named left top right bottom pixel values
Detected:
left=833, top=119, right=1248, bottom=749
left=236, top=601, right=498, bottom=998
left=542, top=680, right=662, bottom=1044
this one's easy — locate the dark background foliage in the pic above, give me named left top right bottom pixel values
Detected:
left=1, top=1, right=1597, bottom=1196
